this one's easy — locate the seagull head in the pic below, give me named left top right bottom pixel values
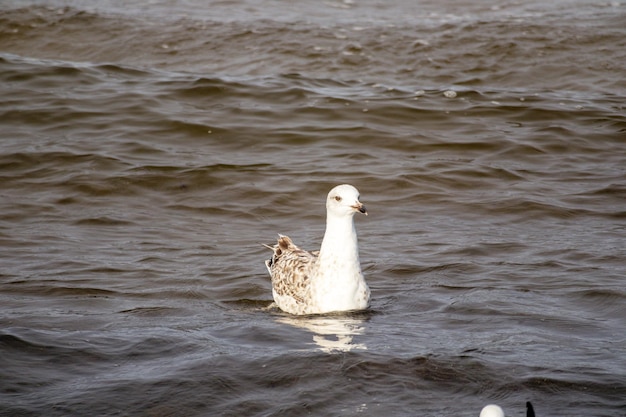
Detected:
left=480, top=405, right=505, bottom=417
left=326, top=184, right=367, bottom=217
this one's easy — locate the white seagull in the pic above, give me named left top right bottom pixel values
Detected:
left=480, top=404, right=505, bottom=417
left=264, top=184, right=370, bottom=315
left=479, top=401, right=536, bottom=417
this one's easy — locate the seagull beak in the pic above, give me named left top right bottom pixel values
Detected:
left=352, top=202, right=368, bottom=216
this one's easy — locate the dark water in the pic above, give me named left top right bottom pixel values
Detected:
left=1, top=1, right=625, bottom=416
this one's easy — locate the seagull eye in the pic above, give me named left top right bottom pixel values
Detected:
left=334, top=196, right=342, bottom=202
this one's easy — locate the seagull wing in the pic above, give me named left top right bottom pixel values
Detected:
left=265, top=235, right=317, bottom=305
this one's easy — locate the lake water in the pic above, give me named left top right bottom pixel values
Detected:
left=0, top=1, right=625, bottom=416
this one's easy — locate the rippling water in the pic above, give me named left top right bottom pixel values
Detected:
left=1, top=1, right=625, bottom=416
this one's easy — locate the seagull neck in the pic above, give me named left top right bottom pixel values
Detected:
left=319, top=213, right=358, bottom=259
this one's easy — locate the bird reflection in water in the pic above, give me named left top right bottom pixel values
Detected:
left=276, top=314, right=368, bottom=353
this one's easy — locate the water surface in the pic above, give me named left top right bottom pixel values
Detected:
left=0, top=1, right=625, bottom=416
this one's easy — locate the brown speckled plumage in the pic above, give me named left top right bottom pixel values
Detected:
left=265, top=235, right=315, bottom=307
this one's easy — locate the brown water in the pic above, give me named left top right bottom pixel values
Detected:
left=1, top=1, right=625, bottom=416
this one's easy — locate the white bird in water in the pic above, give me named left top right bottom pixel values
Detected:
left=264, top=184, right=370, bottom=315
left=480, top=404, right=505, bottom=417
left=479, top=401, right=536, bottom=417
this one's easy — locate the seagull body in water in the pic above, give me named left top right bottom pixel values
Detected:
left=264, top=184, right=370, bottom=315
left=480, top=405, right=505, bottom=417
left=479, top=401, right=536, bottom=417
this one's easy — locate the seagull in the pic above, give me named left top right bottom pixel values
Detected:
left=479, top=401, right=536, bottom=417
left=480, top=404, right=504, bottom=417
left=264, top=184, right=370, bottom=315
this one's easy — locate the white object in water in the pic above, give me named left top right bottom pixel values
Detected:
left=265, top=184, right=370, bottom=315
